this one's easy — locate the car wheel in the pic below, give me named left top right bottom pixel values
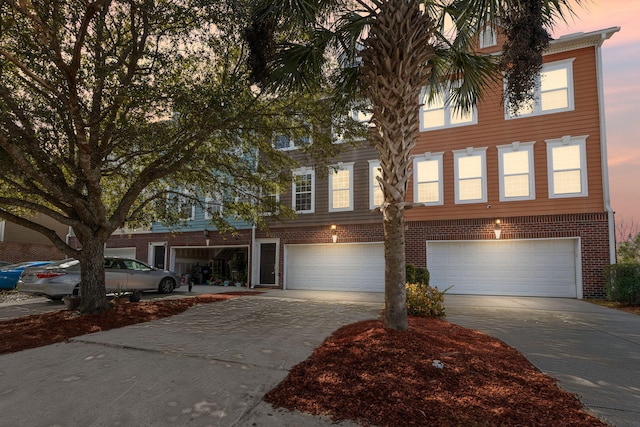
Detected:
left=158, top=277, right=175, bottom=294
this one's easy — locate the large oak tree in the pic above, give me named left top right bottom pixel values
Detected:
left=0, top=0, right=340, bottom=313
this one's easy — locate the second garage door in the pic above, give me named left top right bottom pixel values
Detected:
left=286, top=243, right=384, bottom=292
left=427, top=238, right=578, bottom=297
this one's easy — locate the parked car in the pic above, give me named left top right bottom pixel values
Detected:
left=17, top=257, right=181, bottom=300
left=0, top=261, right=12, bottom=268
left=0, top=261, right=54, bottom=290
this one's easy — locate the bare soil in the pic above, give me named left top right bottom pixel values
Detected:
left=1, top=294, right=613, bottom=426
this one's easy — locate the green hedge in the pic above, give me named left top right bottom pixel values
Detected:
left=604, top=264, right=640, bottom=305
left=406, top=264, right=429, bottom=286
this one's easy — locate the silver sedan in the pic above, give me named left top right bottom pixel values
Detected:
left=17, top=257, right=181, bottom=300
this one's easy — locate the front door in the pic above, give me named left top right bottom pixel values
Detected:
left=259, top=242, right=277, bottom=285
left=149, top=243, right=166, bottom=270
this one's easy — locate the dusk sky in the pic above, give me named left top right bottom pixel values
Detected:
left=550, top=1, right=640, bottom=226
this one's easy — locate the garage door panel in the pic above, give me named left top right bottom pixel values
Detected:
left=428, top=239, right=577, bottom=298
left=286, top=243, right=384, bottom=292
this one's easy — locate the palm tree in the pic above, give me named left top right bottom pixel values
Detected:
left=247, top=0, right=581, bottom=330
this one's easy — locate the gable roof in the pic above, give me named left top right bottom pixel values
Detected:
left=547, top=27, right=620, bottom=55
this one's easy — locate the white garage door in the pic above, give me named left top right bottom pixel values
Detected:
left=286, top=243, right=384, bottom=292
left=427, top=239, right=578, bottom=297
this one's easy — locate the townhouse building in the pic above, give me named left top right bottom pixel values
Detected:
left=104, top=26, right=619, bottom=299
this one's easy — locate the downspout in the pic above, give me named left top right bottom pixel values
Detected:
left=250, top=224, right=256, bottom=288
left=596, top=31, right=618, bottom=265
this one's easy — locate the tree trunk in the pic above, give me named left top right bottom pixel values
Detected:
left=77, top=236, right=109, bottom=313
left=383, top=204, right=408, bottom=330
left=360, top=0, right=435, bottom=330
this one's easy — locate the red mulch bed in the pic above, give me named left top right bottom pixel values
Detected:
left=265, top=317, right=608, bottom=427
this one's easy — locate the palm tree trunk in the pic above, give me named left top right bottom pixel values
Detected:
left=360, top=0, right=435, bottom=330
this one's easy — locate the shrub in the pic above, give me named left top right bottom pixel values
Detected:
left=406, top=264, right=429, bottom=286
left=604, top=264, right=640, bottom=305
left=406, top=263, right=416, bottom=284
left=406, top=282, right=447, bottom=318
left=415, top=267, right=429, bottom=286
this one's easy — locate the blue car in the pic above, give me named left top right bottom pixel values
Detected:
left=0, top=261, right=54, bottom=290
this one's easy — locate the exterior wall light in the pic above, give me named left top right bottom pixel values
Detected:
left=331, top=224, right=337, bottom=243
left=204, top=228, right=210, bottom=246
left=494, top=219, right=502, bottom=240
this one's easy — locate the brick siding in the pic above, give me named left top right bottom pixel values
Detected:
left=0, top=243, right=65, bottom=264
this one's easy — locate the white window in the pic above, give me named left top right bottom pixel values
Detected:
left=292, top=168, right=315, bottom=213
left=204, top=194, right=224, bottom=220
left=413, top=152, right=444, bottom=205
left=258, top=190, right=280, bottom=216
left=329, top=163, right=354, bottom=212
left=170, top=190, right=195, bottom=221
left=479, top=25, right=497, bottom=48
left=333, top=109, right=373, bottom=144
left=368, top=160, right=384, bottom=210
left=420, top=83, right=477, bottom=131
left=275, top=134, right=311, bottom=150
left=546, top=135, right=588, bottom=198
left=506, top=58, right=575, bottom=118
left=453, top=147, right=487, bottom=204
left=497, top=141, right=536, bottom=201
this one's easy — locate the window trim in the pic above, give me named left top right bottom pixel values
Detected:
left=419, top=83, right=478, bottom=132
left=203, top=194, right=224, bottom=220
left=505, top=58, right=575, bottom=119
left=497, top=141, right=536, bottom=202
left=275, top=134, right=312, bottom=151
left=479, top=25, right=497, bottom=48
left=328, top=162, right=355, bottom=212
left=368, top=160, right=384, bottom=210
left=170, top=189, right=195, bottom=221
left=333, top=109, right=373, bottom=144
left=292, top=167, right=315, bottom=214
left=453, top=147, right=488, bottom=204
left=413, top=152, right=444, bottom=206
left=546, top=135, right=589, bottom=199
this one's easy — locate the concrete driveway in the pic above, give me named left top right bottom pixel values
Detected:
left=1, top=288, right=638, bottom=426
left=445, top=295, right=640, bottom=427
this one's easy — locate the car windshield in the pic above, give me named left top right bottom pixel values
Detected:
left=122, top=260, right=152, bottom=271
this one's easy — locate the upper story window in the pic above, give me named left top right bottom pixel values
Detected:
left=292, top=168, right=315, bottom=213
left=329, top=162, right=354, bottom=212
left=258, top=190, right=280, bottom=216
left=275, top=134, right=311, bottom=151
left=204, top=194, right=224, bottom=220
left=546, top=135, right=588, bottom=198
left=453, top=147, right=487, bottom=204
left=170, top=190, right=195, bottom=221
left=497, top=141, right=536, bottom=201
left=369, top=160, right=384, bottom=210
left=420, top=83, right=477, bottom=131
left=506, top=58, right=575, bottom=119
left=334, top=108, right=373, bottom=144
left=413, top=152, right=444, bottom=205
left=479, top=25, right=497, bottom=48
